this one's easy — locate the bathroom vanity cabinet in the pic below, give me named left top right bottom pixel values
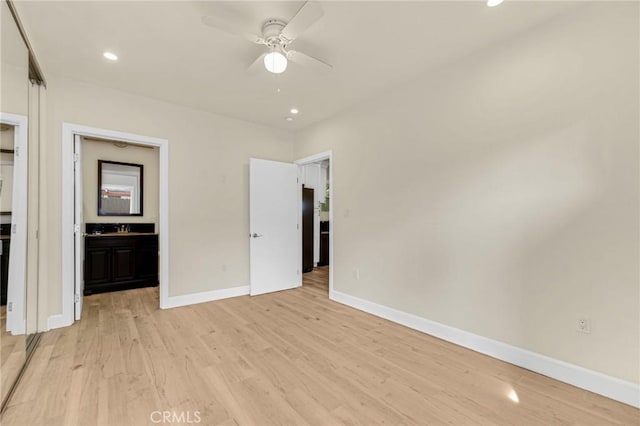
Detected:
left=84, top=233, right=158, bottom=295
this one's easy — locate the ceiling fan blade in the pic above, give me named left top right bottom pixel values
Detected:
left=281, top=1, right=324, bottom=42
left=202, top=15, right=264, bottom=45
left=287, top=50, right=332, bottom=72
left=248, top=53, right=267, bottom=73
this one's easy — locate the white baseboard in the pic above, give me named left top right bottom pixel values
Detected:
left=161, top=285, right=249, bottom=309
left=47, top=313, right=73, bottom=331
left=329, top=290, right=640, bottom=408
left=7, top=319, right=25, bottom=336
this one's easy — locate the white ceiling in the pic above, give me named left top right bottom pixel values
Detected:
left=17, top=1, right=580, bottom=130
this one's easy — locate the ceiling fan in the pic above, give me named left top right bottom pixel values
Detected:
left=202, top=1, right=332, bottom=75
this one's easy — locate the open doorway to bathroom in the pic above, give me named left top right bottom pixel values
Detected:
left=61, top=123, right=168, bottom=328
left=297, top=153, right=331, bottom=296
left=77, top=136, right=160, bottom=317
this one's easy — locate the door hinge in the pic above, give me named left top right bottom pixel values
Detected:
left=12, top=224, right=17, bottom=234
left=297, top=223, right=299, bottom=230
left=74, top=224, right=80, bottom=234
left=75, top=293, right=80, bottom=303
left=14, top=146, right=19, bottom=156
left=73, top=153, right=79, bottom=163
left=7, top=302, right=12, bottom=312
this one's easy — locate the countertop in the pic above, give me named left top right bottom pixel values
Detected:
left=85, top=232, right=158, bottom=238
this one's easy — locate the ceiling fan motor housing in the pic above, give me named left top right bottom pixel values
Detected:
left=262, top=19, right=288, bottom=48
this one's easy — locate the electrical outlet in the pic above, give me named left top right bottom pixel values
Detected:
left=577, top=317, right=591, bottom=334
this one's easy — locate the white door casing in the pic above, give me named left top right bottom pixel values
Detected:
left=249, top=158, right=300, bottom=296
left=73, top=135, right=83, bottom=320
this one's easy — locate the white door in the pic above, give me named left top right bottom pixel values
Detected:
left=73, top=135, right=84, bottom=320
left=249, top=158, right=300, bottom=296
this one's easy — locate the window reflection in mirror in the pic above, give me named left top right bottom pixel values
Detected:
left=98, top=160, right=143, bottom=216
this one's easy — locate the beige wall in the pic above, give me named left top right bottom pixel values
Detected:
left=81, top=138, right=159, bottom=227
left=42, top=75, right=294, bottom=314
left=1, top=0, right=29, bottom=117
left=294, top=3, right=639, bottom=383
left=0, top=125, right=13, bottom=149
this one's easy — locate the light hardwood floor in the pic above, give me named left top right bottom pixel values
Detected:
left=1, top=305, right=25, bottom=406
left=1, top=269, right=638, bottom=425
left=303, top=266, right=329, bottom=293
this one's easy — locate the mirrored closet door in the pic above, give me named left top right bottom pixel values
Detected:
left=1, top=0, right=44, bottom=411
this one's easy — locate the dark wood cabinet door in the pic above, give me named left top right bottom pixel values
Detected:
left=136, top=245, right=158, bottom=280
left=85, top=247, right=111, bottom=285
left=112, top=247, right=135, bottom=282
left=319, top=221, right=329, bottom=266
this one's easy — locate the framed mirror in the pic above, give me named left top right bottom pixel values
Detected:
left=98, top=160, right=143, bottom=216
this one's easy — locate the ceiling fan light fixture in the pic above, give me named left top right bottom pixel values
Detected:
left=264, top=51, right=288, bottom=74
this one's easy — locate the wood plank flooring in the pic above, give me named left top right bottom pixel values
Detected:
left=303, top=266, right=329, bottom=293
left=1, top=305, right=26, bottom=406
left=1, top=268, right=638, bottom=425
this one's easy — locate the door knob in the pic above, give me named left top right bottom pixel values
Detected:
left=251, top=233, right=263, bottom=238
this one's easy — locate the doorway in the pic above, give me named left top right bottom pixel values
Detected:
left=59, top=123, right=169, bottom=329
left=296, top=152, right=332, bottom=297
left=0, top=115, right=28, bottom=336
left=78, top=136, right=160, bottom=318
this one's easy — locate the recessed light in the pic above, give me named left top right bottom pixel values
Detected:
left=487, top=0, right=504, bottom=7
left=103, top=51, right=118, bottom=61
left=285, top=117, right=294, bottom=122
left=290, top=108, right=299, bottom=115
